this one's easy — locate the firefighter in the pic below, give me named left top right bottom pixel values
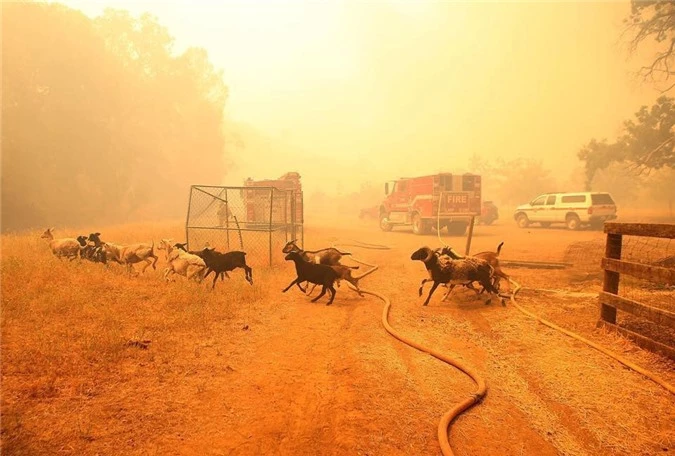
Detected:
left=217, top=202, right=232, bottom=227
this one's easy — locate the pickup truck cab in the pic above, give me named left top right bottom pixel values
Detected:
left=514, top=192, right=617, bottom=230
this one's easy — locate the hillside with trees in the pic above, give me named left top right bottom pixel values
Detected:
left=2, top=2, right=228, bottom=231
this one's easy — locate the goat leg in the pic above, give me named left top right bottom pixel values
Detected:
left=441, top=284, right=457, bottom=302
left=423, top=282, right=440, bottom=306
left=418, top=278, right=431, bottom=297
left=140, top=259, right=151, bottom=274
left=350, top=279, right=364, bottom=297
left=326, top=285, right=336, bottom=305
left=465, top=282, right=481, bottom=295
left=282, top=278, right=299, bottom=293
left=311, top=286, right=328, bottom=303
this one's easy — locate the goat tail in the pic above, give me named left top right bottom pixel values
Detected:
left=496, top=241, right=504, bottom=256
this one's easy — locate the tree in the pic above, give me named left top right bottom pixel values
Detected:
left=578, top=96, right=675, bottom=187
left=469, top=154, right=557, bottom=206
left=626, top=1, right=675, bottom=92
left=1, top=3, right=228, bottom=231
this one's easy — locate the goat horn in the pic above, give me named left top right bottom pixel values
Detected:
left=422, top=247, right=433, bottom=263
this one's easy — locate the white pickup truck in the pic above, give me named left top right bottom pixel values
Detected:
left=514, top=192, right=617, bottom=230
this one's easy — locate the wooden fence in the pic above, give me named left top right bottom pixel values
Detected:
left=598, top=222, right=675, bottom=360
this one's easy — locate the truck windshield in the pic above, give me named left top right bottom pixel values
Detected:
left=591, top=194, right=615, bottom=205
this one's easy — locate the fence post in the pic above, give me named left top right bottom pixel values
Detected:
left=601, top=232, right=622, bottom=324
left=269, top=188, right=274, bottom=267
left=185, top=186, right=194, bottom=250
left=225, top=188, right=231, bottom=250
left=465, top=216, right=476, bottom=256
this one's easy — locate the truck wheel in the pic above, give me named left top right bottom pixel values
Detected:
left=566, top=214, right=581, bottom=231
left=379, top=214, right=393, bottom=232
left=446, top=221, right=468, bottom=236
left=412, top=214, right=428, bottom=235
left=516, top=214, right=529, bottom=229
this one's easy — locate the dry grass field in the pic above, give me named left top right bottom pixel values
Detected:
left=2, top=218, right=674, bottom=455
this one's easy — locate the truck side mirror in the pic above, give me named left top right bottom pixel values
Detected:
left=384, top=183, right=389, bottom=195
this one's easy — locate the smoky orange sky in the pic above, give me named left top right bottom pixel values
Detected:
left=60, top=0, right=660, bottom=196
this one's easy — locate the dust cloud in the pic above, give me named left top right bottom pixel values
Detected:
left=2, top=1, right=672, bottom=230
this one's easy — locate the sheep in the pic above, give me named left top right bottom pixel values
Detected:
left=440, top=241, right=510, bottom=294
left=283, top=250, right=339, bottom=305
left=76, top=235, right=107, bottom=264
left=93, top=233, right=158, bottom=275
left=157, top=239, right=206, bottom=283
left=411, top=246, right=500, bottom=306
left=174, top=243, right=253, bottom=289
left=40, top=228, right=81, bottom=260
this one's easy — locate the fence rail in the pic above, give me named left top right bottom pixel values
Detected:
left=598, top=222, right=675, bottom=360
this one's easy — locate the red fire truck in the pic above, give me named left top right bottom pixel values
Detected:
left=243, top=172, right=303, bottom=226
left=379, top=173, right=482, bottom=235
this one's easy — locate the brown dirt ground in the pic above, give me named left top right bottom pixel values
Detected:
left=2, top=219, right=674, bottom=455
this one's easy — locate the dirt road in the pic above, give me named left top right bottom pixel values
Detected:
left=2, top=221, right=673, bottom=455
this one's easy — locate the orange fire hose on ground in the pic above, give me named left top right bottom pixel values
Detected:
left=334, top=241, right=674, bottom=456
left=339, top=244, right=486, bottom=456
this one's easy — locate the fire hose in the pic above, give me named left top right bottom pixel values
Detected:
left=335, top=241, right=486, bottom=456
left=508, top=279, right=675, bottom=395
left=333, top=239, right=674, bottom=456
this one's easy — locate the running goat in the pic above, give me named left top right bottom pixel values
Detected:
left=76, top=235, right=107, bottom=264
left=283, top=251, right=339, bottom=305
left=174, top=243, right=253, bottom=289
left=282, top=239, right=351, bottom=265
left=411, top=246, right=500, bottom=306
left=40, top=228, right=80, bottom=260
left=439, top=241, right=509, bottom=295
left=282, top=240, right=361, bottom=294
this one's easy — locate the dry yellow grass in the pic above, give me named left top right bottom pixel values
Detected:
left=2, top=222, right=268, bottom=454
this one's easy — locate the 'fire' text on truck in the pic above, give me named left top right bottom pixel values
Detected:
left=378, top=173, right=482, bottom=235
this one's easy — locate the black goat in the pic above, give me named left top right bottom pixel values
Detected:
left=411, top=246, right=499, bottom=306
left=180, top=246, right=253, bottom=289
left=283, top=251, right=339, bottom=305
left=77, top=235, right=107, bottom=264
left=282, top=240, right=357, bottom=295
left=87, top=232, right=103, bottom=246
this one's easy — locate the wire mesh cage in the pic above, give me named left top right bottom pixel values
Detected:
left=185, top=185, right=303, bottom=267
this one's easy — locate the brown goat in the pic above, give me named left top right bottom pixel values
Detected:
left=282, top=240, right=351, bottom=265
left=330, top=264, right=363, bottom=296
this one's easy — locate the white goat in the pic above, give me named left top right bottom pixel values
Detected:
left=40, top=228, right=81, bottom=260
left=102, top=240, right=158, bottom=275
left=157, top=239, right=206, bottom=283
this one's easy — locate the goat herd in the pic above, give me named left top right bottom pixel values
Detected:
left=40, top=228, right=510, bottom=306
